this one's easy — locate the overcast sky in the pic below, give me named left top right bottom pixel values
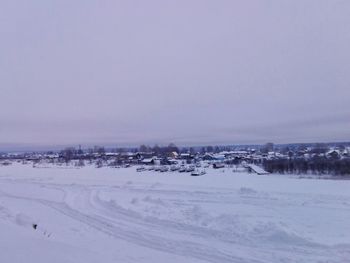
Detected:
left=1, top=0, right=350, bottom=149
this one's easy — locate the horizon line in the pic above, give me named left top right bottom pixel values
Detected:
left=1, top=140, right=350, bottom=153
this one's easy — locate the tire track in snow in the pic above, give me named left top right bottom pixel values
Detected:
left=0, top=186, right=261, bottom=263
left=40, top=199, right=259, bottom=263
left=1, top=181, right=348, bottom=263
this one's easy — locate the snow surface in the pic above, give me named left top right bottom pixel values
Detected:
left=0, top=163, right=350, bottom=263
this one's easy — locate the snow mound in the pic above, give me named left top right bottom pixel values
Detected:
left=239, top=187, right=258, bottom=195
left=252, top=222, right=315, bottom=246
left=143, top=196, right=166, bottom=206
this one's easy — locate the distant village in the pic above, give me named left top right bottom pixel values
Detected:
left=1, top=142, right=350, bottom=176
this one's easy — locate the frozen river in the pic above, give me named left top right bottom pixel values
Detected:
left=0, top=163, right=349, bottom=263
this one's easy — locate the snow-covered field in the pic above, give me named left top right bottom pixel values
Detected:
left=0, top=163, right=349, bottom=263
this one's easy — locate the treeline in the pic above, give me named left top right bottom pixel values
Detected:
left=58, top=143, right=182, bottom=161
left=263, top=156, right=350, bottom=176
left=138, top=143, right=179, bottom=156
left=139, top=144, right=234, bottom=155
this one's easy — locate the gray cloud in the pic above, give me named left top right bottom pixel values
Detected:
left=0, top=0, right=349, bottom=148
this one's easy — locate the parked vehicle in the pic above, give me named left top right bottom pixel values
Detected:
left=213, top=163, right=225, bottom=169
left=160, top=166, right=169, bottom=172
left=186, top=166, right=195, bottom=173
left=191, top=170, right=200, bottom=176
left=136, top=166, right=146, bottom=172
left=191, top=169, right=206, bottom=176
left=179, top=166, right=186, bottom=173
left=170, top=165, right=179, bottom=171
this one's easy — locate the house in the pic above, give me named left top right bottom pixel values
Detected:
left=202, top=154, right=216, bottom=161
left=141, top=158, right=155, bottom=165
left=179, top=153, right=193, bottom=160
left=169, top=152, right=179, bottom=159
left=223, top=151, right=249, bottom=158
left=167, top=158, right=178, bottom=165
left=213, top=163, right=225, bottom=169
left=326, top=150, right=340, bottom=159
left=213, top=154, right=225, bottom=161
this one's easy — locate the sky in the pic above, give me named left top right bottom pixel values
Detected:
left=1, top=0, right=350, bottom=149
